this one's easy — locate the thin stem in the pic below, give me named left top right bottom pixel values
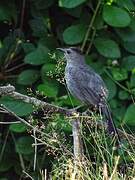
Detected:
left=81, top=0, right=101, bottom=51
left=86, top=28, right=96, bottom=55
left=33, top=127, right=37, bottom=171
left=0, top=121, right=20, bottom=124
left=20, top=0, right=26, bottom=32
left=5, top=63, right=25, bottom=73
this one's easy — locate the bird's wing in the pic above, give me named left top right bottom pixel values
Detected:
left=72, top=66, right=108, bottom=106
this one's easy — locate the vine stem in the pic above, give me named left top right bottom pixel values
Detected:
left=86, top=28, right=96, bottom=55
left=81, top=0, right=101, bottom=52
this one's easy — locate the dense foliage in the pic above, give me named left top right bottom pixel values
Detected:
left=0, top=0, right=135, bottom=179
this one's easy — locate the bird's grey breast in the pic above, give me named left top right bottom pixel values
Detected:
left=65, top=65, right=84, bottom=100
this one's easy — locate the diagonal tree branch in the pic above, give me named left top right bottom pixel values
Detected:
left=0, top=84, right=71, bottom=115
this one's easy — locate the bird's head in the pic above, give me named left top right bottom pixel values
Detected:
left=57, top=47, right=85, bottom=64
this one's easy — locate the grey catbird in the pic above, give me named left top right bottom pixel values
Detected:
left=57, top=47, right=119, bottom=137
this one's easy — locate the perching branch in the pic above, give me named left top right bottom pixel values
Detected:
left=0, top=84, right=71, bottom=115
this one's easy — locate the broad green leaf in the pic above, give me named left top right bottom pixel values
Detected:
left=17, top=69, right=39, bottom=85
left=130, top=73, right=135, bottom=87
left=59, top=95, right=81, bottom=106
left=124, top=104, right=135, bottom=126
left=104, top=77, right=117, bottom=99
left=122, top=56, right=135, bottom=70
left=123, top=41, right=135, bottom=53
left=59, top=0, right=87, bottom=8
left=129, top=17, right=135, bottom=31
left=116, top=0, right=135, bottom=10
left=16, top=136, right=34, bottom=155
left=38, top=81, right=59, bottom=97
left=115, top=28, right=135, bottom=42
left=118, top=90, right=129, bottom=100
left=94, top=38, right=121, bottom=58
left=0, top=97, right=33, bottom=116
left=103, top=5, right=131, bottom=27
left=63, top=24, right=87, bottom=45
left=41, top=64, right=56, bottom=77
left=111, top=68, right=128, bottom=81
left=24, top=44, right=50, bottom=65
left=65, top=5, right=82, bottom=18
left=109, top=99, right=118, bottom=109
left=21, top=42, right=36, bottom=54
left=112, top=106, right=126, bottom=121
left=29, top=17, right=47, bottom=37
left=9, top=123, right=27, bottom=133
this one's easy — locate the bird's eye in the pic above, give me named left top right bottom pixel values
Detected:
left=66, top=50, right=71, bottom=54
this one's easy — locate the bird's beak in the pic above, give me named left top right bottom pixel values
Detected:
left=57, top=48, right=66, bottom=53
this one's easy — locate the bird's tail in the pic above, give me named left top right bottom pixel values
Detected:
left=100, top=104, right=120, bottom=141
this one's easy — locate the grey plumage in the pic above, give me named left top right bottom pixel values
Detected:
left=57, top=47, right=118, bottom=136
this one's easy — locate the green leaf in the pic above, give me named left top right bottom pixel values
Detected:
left=37, top=81, right=59, bottom=97
left=63, top=24, right=87, bottom=45
left=129, top=17, right=135, bottom=31
left=104, top=77, right=117, bottom=99
left=59, top=0, right=87, bottom=8
left=17, top=69, right=39, bottom=85
left=111, top=68, right=128, bottom=81
left=0, top=97, right=33, bottom=116
left=116, top=0, right=135, bottom=10
left=16, top=136, right=34, bottom=155
left=41, top=64, right=56, bottom=77
left=94, top=38, right=121, bottom=58
left=59, top=95, right=81, bottom=106
left=118, top=90, right=129, bottom=100
left=122, top=56, right=135, bottom=70
left=115, top=28, right=135, bottom=42
left=130, top=73, right=135, bottom=88
left=65, top=6, right=82, bottom=18
left=124, top=104, right=135, bottom=126
left=21, top=42, right=36, bottom=54
left=103, top=5, right=131, bottom=27
left=9, top=123, right=27, bottom=133
left=123, top=41, right=135, bottom=54
left=29, top=17, right=47, bottom=37
left=24, top=44, right=50, bottom=65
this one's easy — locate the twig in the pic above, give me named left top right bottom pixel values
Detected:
left=0, top=129, right=9, bottom=162
left=23, top=170, right=34, bottom=180
left=20, top=0, right=26, bottom=32
left=81, top=0, right=101, bottom=51
left=86, top=28, right=96, bottom=55
left=0, top=121, right=20, bottom=124
left=33, top=127, right=37, bottom=171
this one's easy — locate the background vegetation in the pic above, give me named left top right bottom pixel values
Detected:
left=0, top=0, right=135, bottom=179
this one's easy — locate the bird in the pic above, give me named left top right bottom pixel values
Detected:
left=57, top=47, right=119, bottom=138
